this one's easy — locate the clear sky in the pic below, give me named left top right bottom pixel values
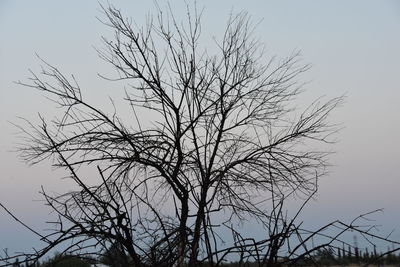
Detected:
left=1, top=0, right=399, bottom=253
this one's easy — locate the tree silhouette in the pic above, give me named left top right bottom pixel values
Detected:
left=1, top=3, right=399, bottom=267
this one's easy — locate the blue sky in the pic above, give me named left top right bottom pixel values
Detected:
left=1, top=0, right=400, bottom=253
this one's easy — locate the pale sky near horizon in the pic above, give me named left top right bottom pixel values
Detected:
left=1, top=0, right=400, bottom=254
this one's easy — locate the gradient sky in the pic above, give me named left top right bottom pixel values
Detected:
left=1, top=0, right=400, bottom=253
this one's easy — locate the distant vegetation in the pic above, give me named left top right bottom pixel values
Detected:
left=9, top=247, right=400, bottom=267
left=311, top=246, right=400, bottom=266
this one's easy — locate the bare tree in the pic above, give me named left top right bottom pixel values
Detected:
left=1, top=3, right=398, bottom=267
